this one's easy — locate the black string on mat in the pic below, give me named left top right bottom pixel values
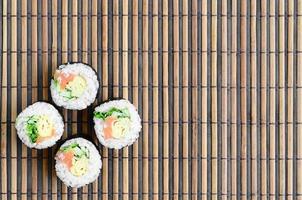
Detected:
left=147, top=0, right=153, bottom=199
left=197, top=0, right=202, bottom=199
left=26, top=0, right=33, bottom=199
left=6, top=0, right=12, bottom=199
left=206, top=0, right=212, bottom=198
left=178, top=0, right=184, bottom=198
left=7, top=13, right=302, bottom=18
left=16, top=0, right=23, bottom=199
left=96, top=0, right=103, bottom=199
left=127, top=0, right=134, bottom=199
left=137, top=1, right=144, bottom=199
left=118, top=1, right=124, bottom=200
left=266, top=0, right=271, bottom=197
left=275, top=0, right=280, bottom=198
left=236, top=0, right=242, bottom=198
left=293, top=0, right=298, bottom=198
left=168, top=0, right=174, bottom=198
left=107, top=0, right=114, bottom=199
left=37, top=0, right=44, bottom=198
left=284, top=0, right=289, bottom=197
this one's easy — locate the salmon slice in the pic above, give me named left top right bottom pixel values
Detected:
left=54, top=71, right=75, bottom=90
left=57, top=151, right=74, bottom=169
left=103, top=116, right=117, bottom=139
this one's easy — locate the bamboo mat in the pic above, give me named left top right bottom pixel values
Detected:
left=0, top=0, right=302, bottom=199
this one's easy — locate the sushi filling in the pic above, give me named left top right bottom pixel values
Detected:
left=26, top=115, right=55, bottom=143
left=54, top=70, right=87, bottom=100
left=57, top=143, right=90, bottom=176
left=94, top=107, right=131, bottom=139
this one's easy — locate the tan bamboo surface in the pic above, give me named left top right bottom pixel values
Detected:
left=1, top=0, right=302, bottom=199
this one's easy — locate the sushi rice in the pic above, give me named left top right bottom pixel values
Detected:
left=55, top=137, right=102, bottom=188
left=50, top=63, right=99, bottom=110
left=93, top=99, right=142, bottom=149
left=15, top=102, right=64, bottom=149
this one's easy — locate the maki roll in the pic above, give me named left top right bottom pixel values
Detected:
left=55, top=138, right=102, bottom=188
left=15, top=102, right=64, bottom=149
left=50, top=63, right=99, bottom=110
left=93, top=99, right=142, bottom=149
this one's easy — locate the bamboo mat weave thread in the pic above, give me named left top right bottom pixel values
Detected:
left=1, top=0, right=302, bottom=199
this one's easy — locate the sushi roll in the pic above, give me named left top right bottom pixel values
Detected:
left=15, top=102, right=64, bottom=149
left=50, top=63, right=99, bottom=110
left=55, top=137, right=102, bottom=188
left=93, top=99, right=142, bottom=149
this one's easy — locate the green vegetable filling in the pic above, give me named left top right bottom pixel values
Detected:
left=93, top=107, right=130, bottom=120
left=26, top=116, right=39, bottom=143
left=54, top=75, right=87, bottom=100
left=60, top=143, right=90, bottom=159
left=54, top=80, right=75, bottom=100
